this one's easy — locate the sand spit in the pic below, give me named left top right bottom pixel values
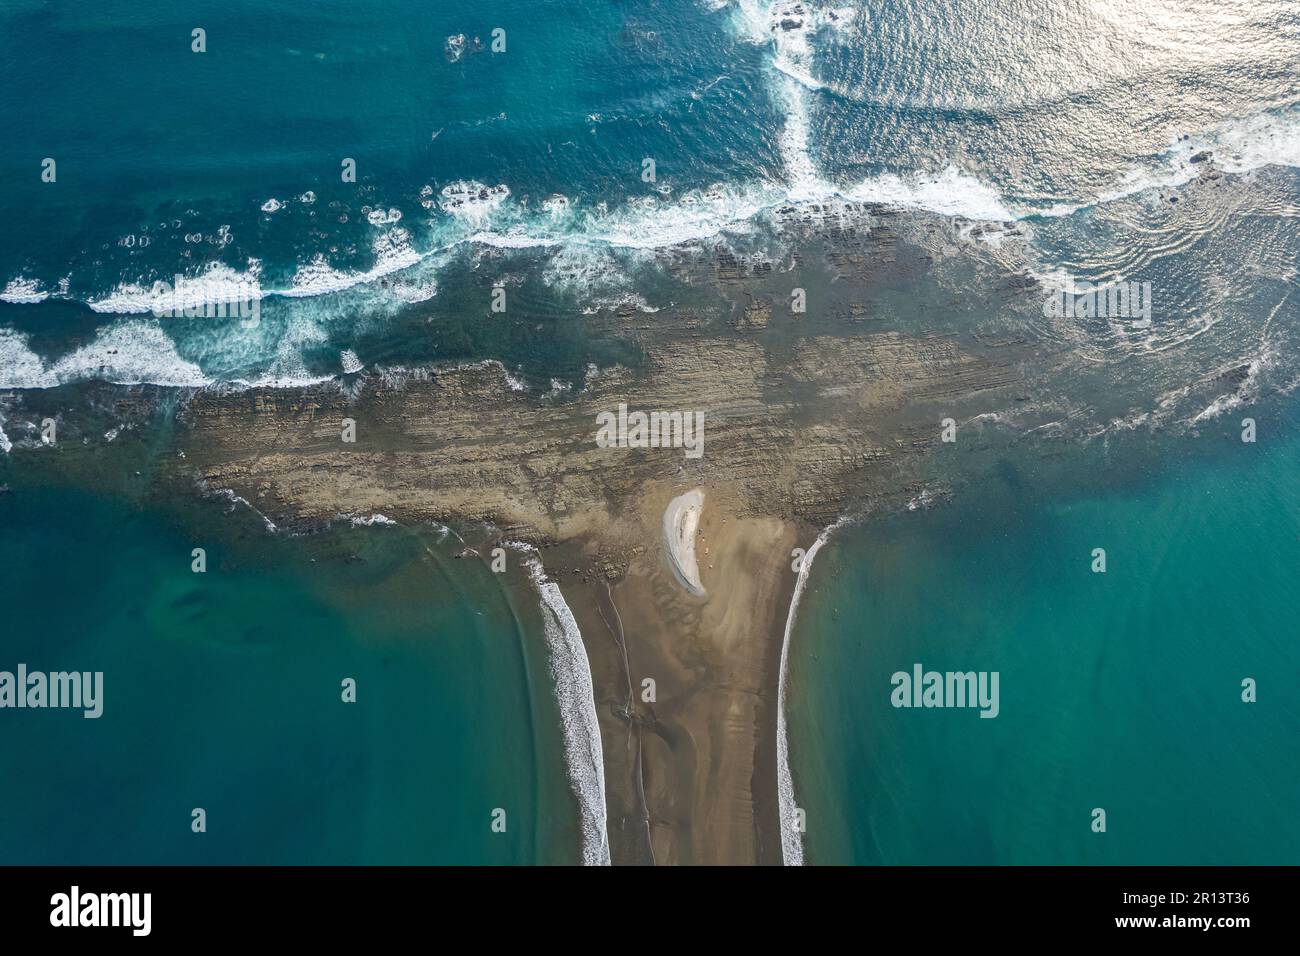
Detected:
left=10, top=227, right=1043, bottom=864
left=662, top=489, right=706, bottom=597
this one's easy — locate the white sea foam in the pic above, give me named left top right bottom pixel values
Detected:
left=502, top=366, right=527, bottom=391
left=513, top=547, right=611, bottom=866
left=0, top=328, right=58, bottom=388
left=466, top=228, right=561, bottom=250
left=542, top=243, right=627, bottom=293
left=906, top=487, right=935, bottom=510
left=358, top=358, right=536, bottom=396
left=340, top=349, right=364, bottom=374
left=472, top=182, right=775, bottom=252
left=580, top=182, right=782, bottom=248
left=1035, top=107, right=1300, bottom=218
left=776, top=517, right=846, bottom=866
left=283, top=255, right=355, bottom=297
left=439, top=180, right=510, bottom=222
left=49, top=320, right=210, bottom=387
left=843, top=165, right=1015, bottom=221
left=391, top=358, right=527, bottom=393
left=82, top=229, right=420, bottom=325
left=1, top=277, right=48, bottom=304
left=772, top=53, right=824, bottom=92
left=0, top=422, right=10, bottom=454
left=208, top=486, right=278, bottom=532
left=283, top=228, right=422, bottom=298
left=1190, top=349, right=1276, bottom=424
left=1202, top=109, right=1300, bottom=174
left=541, top=194, right=572, bottom=219
left=235, top=316, right=333, bottom=389
left=347, top=513, right=397, bottom=527
left=388, top=276, right=438, bottom=303
left=763, top=3, right=824, bottom=198
left=87, top=260, right=264, bottom=315
left=584, top=292, right=660, bottom=314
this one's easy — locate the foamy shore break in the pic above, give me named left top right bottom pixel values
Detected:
left=662, top=489, right=706, bottom=597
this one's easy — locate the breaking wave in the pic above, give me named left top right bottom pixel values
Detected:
left=513, top=545, right=611, bottom=866
left=776, top=517, right=847, bottom=866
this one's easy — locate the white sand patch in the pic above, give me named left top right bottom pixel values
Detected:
left=662, top=489, right=706, bottom=597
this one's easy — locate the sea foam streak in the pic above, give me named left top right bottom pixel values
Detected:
left=86, top=229, right=424, bottom=314
left=88, top=261, right=263, bottom=315
left=283, top=228, right=424, bottom=298
left=776, top=517, right=846, bottom=865
left=515, top=548, right=611, bottom=866
left=1, top=277, right=48, bottom=304
left=734, top=0, right=1018, bottom=219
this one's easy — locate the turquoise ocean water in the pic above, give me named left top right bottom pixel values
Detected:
left=2, top=1, right=1299, bottom=864
left=788, top=398, right=1300, bottom=864
left=0, top=479, right=578, bottom=864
